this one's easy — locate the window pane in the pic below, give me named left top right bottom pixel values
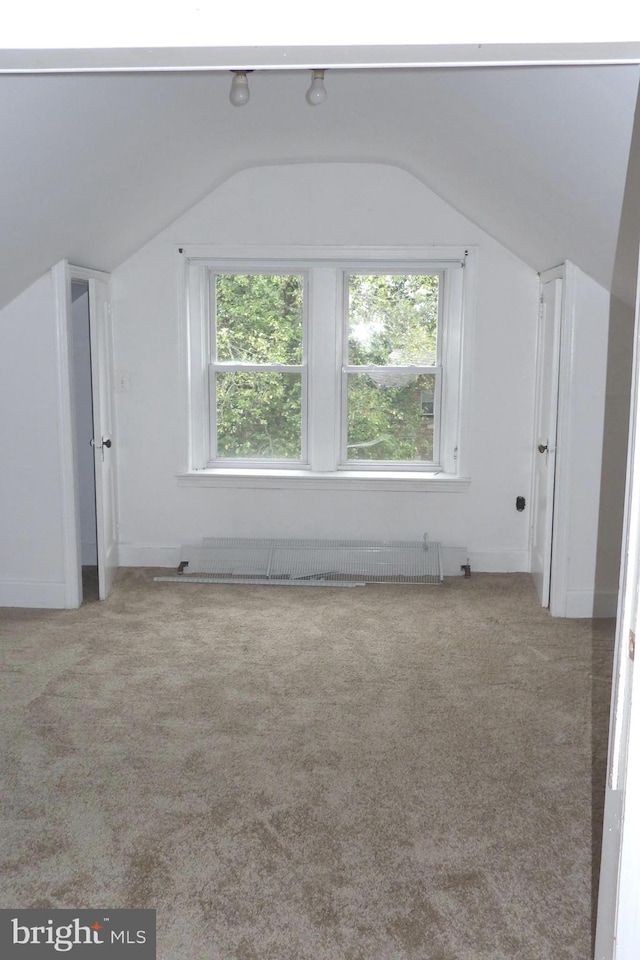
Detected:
left=215, top=274, right=303, bottom=363
left=346, top=372, right=436, bottom=462
left=348, top=274, right=439, bottom=366
left=216, top=371, right=302, bottom=460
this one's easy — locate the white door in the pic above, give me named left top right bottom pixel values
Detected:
left=530, top=275, right=563, bottom=607
left=87, top=276, right=118, bottom=599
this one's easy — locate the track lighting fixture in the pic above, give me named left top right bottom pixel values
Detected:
left=228, top=69, right=328, bottom=107
left=229, top=71, right=250, bottom=107
left=305, top=70, right=327, bottom=106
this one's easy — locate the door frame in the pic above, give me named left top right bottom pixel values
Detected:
left=52, top=259, right=115, bottom=607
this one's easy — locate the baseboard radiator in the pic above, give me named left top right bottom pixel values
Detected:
left=154, top=536, right=444, bottom=587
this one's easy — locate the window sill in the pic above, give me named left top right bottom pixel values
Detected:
left=176, top=470, right=470, bottom=492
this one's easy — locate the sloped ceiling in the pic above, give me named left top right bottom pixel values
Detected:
left=0, top=62, right=638, bottom=309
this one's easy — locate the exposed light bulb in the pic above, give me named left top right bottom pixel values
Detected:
left=229, top=72, right=250, bottom=107
left=306, top=70, right=327, bottom=106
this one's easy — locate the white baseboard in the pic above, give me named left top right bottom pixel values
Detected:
left=466, top=549, right=529, bottom=573
left=0, top=579, right=67, bottom=608
left=118, top=545, right=182, bottom=568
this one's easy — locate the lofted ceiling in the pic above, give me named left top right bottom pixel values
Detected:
left=0, top=60, right=638, bottom=309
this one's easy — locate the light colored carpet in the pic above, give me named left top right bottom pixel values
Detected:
left=0, top=571, right=614, bottom=959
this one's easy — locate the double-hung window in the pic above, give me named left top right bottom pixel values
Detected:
left=184, top=246, right=470, bottom=482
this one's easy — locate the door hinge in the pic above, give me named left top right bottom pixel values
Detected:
left=630, top=630, right=635, bottom=661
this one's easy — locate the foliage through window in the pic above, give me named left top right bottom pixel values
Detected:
left=213, top=274, right=305, bottom=460
left=345, top=274, right=440, bottom=463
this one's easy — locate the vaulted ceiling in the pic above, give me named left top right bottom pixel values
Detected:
left=0, top=60, right=638, bottom=309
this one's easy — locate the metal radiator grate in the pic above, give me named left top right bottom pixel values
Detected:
left=154, top=536, right=443, bottom=586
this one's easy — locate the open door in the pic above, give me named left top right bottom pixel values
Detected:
left=86, top=274, right=118, bottom=599
left=55, top=260, right=118, bottom=604
left=530, top=272, right=563, bottom=607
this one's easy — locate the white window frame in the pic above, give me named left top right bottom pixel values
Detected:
left=180, top=245, right=474, bottom=491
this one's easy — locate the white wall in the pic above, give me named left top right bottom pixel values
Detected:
left=111, top=162, right=539, bottom=570
left=0, top=273, right=69, bottom=606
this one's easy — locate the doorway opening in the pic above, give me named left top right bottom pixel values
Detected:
left=70, top=279, right=99, bottom=603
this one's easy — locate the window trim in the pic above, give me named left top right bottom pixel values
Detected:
left=181, top=244, right=475, bottom=486
left=176, top=469, right=471, bottom=492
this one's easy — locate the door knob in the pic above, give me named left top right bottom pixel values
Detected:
left=103, top=438, right=112, bottom=449
left=90, top=438, right=112, bottom=449
left=538, top=443, right=548, bottom=453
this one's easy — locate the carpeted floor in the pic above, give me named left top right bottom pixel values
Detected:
left=0, top=571, right=614, bottom=959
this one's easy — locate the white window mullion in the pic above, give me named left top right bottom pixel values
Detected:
left=187, top=263, right=210, bottom=470
left=307, top=267, right=341, bottom=471
left=439, top=262, right=467, bottom=475
left=300, top=269, right=310, bottom=464
left=211, top=363, right=305, bottom=374
left=208, top=364, right=217, bottom=462
left=432, top=366, right=442, bottom=466
left=340, top=270, right=350, bottom=464
left=342, top=365, right=439, bottom=376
